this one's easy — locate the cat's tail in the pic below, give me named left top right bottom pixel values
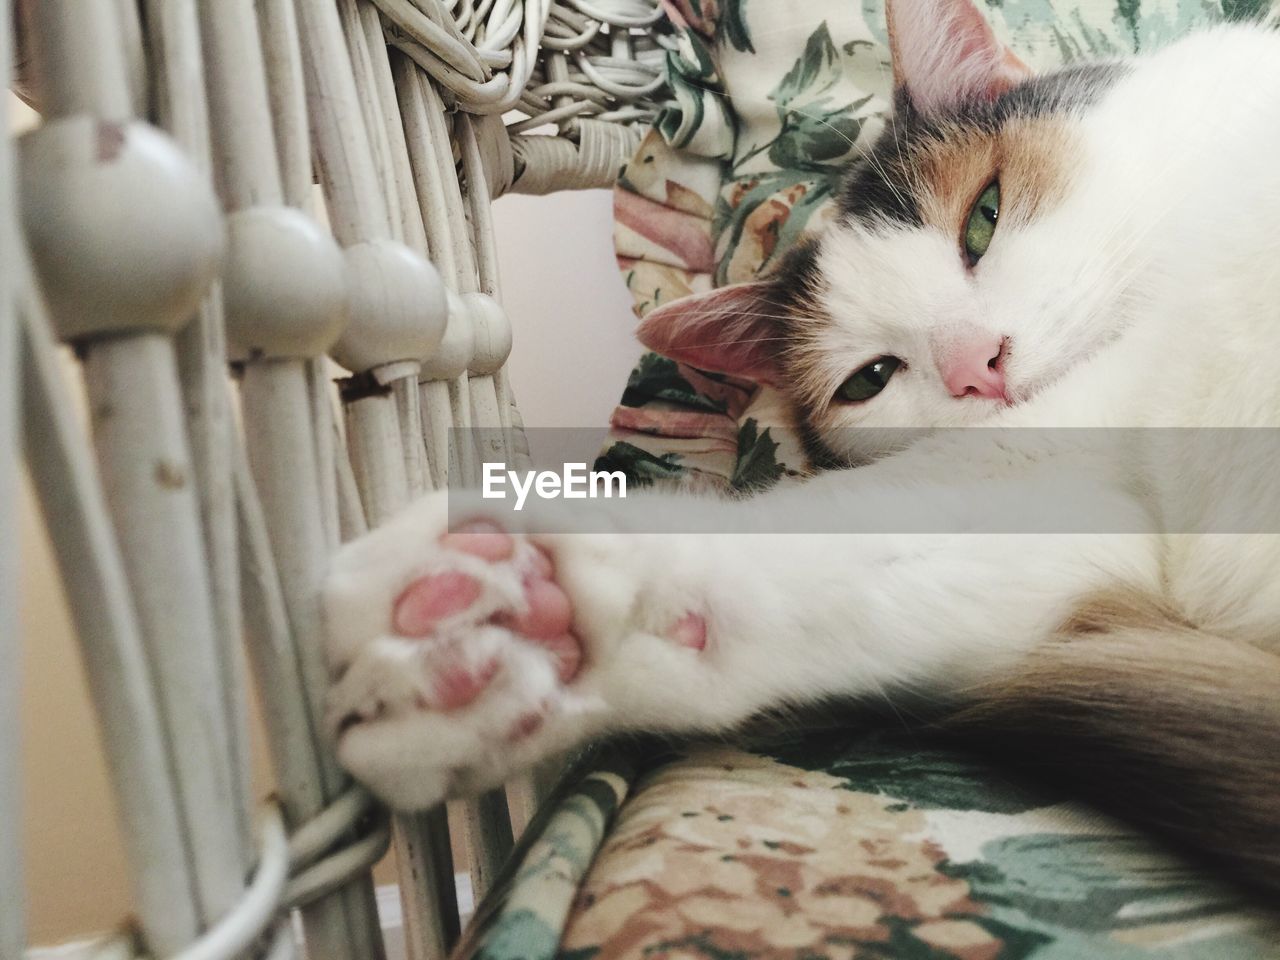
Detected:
left=941, top=592, right=1280, bottom=896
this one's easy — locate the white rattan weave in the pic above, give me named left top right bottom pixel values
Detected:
left=6, top=0, right=668, bottom=956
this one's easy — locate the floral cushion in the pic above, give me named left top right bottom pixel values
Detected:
left=457, top=734, right=1280, bottom=959
left=452, top=2, right=1280, bottom=958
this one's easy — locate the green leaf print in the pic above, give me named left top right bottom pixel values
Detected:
left=620, top=353, right=728, bottom=413
left=716, top=0, right=755, bottom=53
left=1221, top=0, right=1271, bottom=19
left=593, top=441, right=685, bottom=487
left=766, top=25, right=864, bottom=171
left=762, top=730, right=1060, bottom=814
left=769, top=97, right=863, bottom=170
left=771, top=22, right=843, bottom=109
left=475, top=910, right=561, bottom=960
left=731, top=419, right=785, bottom=491
left=1116, top=0, right=1143, bottom=47
left=938, top=834, right=1278, bottom=957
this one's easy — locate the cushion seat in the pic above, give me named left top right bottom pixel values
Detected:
left=461, top=732, right=1280, bottom=959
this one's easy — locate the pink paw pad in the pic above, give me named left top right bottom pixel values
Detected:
left=668, top=612, right=707, bottom=650
left=501, top=577, right=573, bottom=640
left=394, top=571, right=481, bottom=636
left=390, top=518, right=588, bottom=702
left=507, top=565, right=583, bottom=682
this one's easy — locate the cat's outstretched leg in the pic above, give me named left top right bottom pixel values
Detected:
left=324, top=474, right=1161, bottom=811
left=323, top=491, right=726, bottom=809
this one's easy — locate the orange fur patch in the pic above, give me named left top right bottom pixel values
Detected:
left=913, top=116, right=1077, bottom=236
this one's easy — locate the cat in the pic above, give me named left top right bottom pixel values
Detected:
left=323, top=0, right=1280, bottom=893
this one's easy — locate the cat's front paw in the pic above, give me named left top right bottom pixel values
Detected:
left=322, top=494, right=604, bottom=809
left=323, top=489, right=725, bottom=810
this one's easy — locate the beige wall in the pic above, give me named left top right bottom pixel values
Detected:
left=21, top=472, right=133, bottom=944
left=18, top=184, right=641, bottom=946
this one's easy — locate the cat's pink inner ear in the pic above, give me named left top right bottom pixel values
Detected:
left=635, top=282, right=784, bottom=386
left=886, top=0, right=1031, bottom=116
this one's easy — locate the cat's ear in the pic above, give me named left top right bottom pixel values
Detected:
left=886, top=0, right=1031, bottom=116
left=636, top=282, right=785, bottom=386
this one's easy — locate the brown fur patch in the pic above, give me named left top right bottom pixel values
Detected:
left=1056, top=589, right=1197, bottom=635
left=913, top=115, right=1077, bottom=236
left=943, top=589, right=1280, bottom=897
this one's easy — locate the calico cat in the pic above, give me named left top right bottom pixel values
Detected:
left=324, top=0, right=1280, bottom=892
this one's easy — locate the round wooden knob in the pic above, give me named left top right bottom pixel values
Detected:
left=418, top=290, right=473, bottom=381
left=464, top=293, right=512, bottom=376
left=331, top=239, right=447, bottom=374
left=19, top=116, right=224, bottom=342
left=223, top=206, right=348, bottom=361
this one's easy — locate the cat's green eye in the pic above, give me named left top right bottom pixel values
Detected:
left=837, top=356, right=902, bottom=403
left=963, top=180, right=1000, bottom=265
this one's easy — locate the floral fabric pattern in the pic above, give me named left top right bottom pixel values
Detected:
left=558, top=735, right=1280, bottom=959
left=458, top=735, right=1280, bottom=959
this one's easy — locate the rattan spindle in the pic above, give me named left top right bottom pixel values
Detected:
left=212, top=0, right=390, bottom=955
left=21, top=0, right=256, bottom=947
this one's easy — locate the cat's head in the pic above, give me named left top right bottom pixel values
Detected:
left=638, top=0, right=1133, bottom=465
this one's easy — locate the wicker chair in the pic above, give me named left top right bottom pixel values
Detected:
left=5, top=1, right=668, bottom=957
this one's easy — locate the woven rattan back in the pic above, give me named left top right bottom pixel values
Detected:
left=5, top=1, right=667, bottom=956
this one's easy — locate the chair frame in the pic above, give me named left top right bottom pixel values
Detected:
left=5, top=0, right=669, bottom=956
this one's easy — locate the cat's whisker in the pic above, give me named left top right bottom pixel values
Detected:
left=660, top=336, right=797, bottom=349
left=693, top=311, right=798, bottom=322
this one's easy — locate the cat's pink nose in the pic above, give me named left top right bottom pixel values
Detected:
left=939, top=335, right=1007, bottom=400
